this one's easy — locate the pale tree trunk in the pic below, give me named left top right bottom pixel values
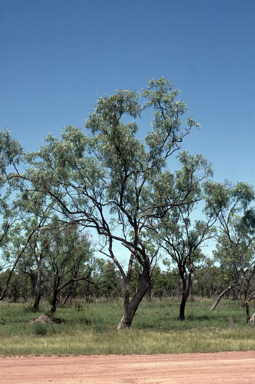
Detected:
left=243, top=279, right=250, bottom=323
left=33, top=260, right=42, bottom=311
left=211, top=282, right=242, bottom=311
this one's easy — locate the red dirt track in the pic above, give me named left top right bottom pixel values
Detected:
left=1, top=351, right=255, bottom=383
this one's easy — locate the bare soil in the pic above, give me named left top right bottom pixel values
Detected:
left=1, top=351, right=255, bottom=383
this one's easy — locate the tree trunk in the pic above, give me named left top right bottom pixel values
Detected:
left=33, top=262, right=42, bottom=311
left=179, top=278, right=188, bottom=320
left=233, top=286, right=238, bottom=304
left=190, top=280, right=194, bottom=302
left=50, top=289, right=58, bottom=314
left=243, top=280, right=250, bottom=323
left=179, top=267, right=192, bottom=320
left=245, top=301, right=250, bottom=323
left=62, top=282, right=74, bottom=306
left=49, top=275, right=58, bottom=314
left=179, top=294, right=188, bottom=320
left=117, top=269, right=152, bottom=330
left=211, top=282, right=242, bottom=311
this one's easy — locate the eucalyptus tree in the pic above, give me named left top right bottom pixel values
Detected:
left=12, top=213, right=94, bottom=311
left=152, top=267, right=180, bottom=298
left=90, top=258, right=122, bottom=300
left=204, top=180, right=255, bottom=322
left=148, top=152, right=216, bottom=319
left=213, top=235, right=241, bottom=303
left=195, top=257, right=221, bottom=299
left=26, top=77, right=204, bottom=328
left=0, top=195, right=56, bottom=304
left=213, top=235, right=255, bottom=305
left=16, top=215, right=55, bottom=310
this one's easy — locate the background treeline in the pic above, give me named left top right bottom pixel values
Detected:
left=1, top=256, right=255, bottom=307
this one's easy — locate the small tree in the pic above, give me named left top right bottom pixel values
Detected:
left=91, top=258, right=122, bottom=300
left=41, top=219, right=93, bottom=314
left=195, top=257, right=220, bottom=299
left=149, top=152, right=215, bottom=319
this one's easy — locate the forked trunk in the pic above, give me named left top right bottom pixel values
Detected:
left=117, top=271, right=152, bottom=330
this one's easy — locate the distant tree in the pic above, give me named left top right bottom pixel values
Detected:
left=41, top=218, right=93, bottom=314
left=194, top=257, right=221, bottom=299
left=0, top=186, right=58, bottom=308
left=149, top=152, right=215, bottom=319
left=0, top=205, right=48, bottom=301
left=152, top=265, right=181, bottom=298
left=0, top=129, right=45, bottom=300
left=91, top=258, right=122, bottom=300
left=204, top=180, right=255, bottom=322
left=0, top=270, right=20, bottom=302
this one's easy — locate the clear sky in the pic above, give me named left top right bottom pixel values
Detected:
left=1, top=0, right=254, bottom=183
left=1, top=0, right=255, bottom=260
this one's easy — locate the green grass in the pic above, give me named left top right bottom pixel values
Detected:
left=0, top=297, right=255, bottom=356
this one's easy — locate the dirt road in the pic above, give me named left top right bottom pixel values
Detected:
left=1, top=351, right=255, bottom=383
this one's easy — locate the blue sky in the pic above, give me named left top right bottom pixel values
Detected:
left=1, top=0, right=254, bottom=183
left=1, top=0, right=255, bottom=260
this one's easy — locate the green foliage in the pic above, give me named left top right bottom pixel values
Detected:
left=92, top=258, right=123, bottom=299
left=204, top=181, right=255, bottom=317
left=0, top=128, right=23, bottom=176
left=19, top=77, right=206, bottom=328
left=204, top=181, right=255, bottom=219
left=26, top=77, right=201, bottom=256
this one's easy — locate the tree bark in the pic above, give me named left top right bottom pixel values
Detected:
left=243, top=278, right=250, bottom=323
left=33, top=261, right=42, bottom=311
left=179, top=294, right=187, bottom=320
left=178, top=266, right=192, bottom=320
left=117, top=266, right=152, bottom=330
left=50, top=287, right=58, bottom=314
left=179, top=277, right=188, bottom=320
left=50, top=296, right=57, bottom=314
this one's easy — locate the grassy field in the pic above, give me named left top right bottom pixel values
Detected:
left=0, top=297, right=255, bottom=356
